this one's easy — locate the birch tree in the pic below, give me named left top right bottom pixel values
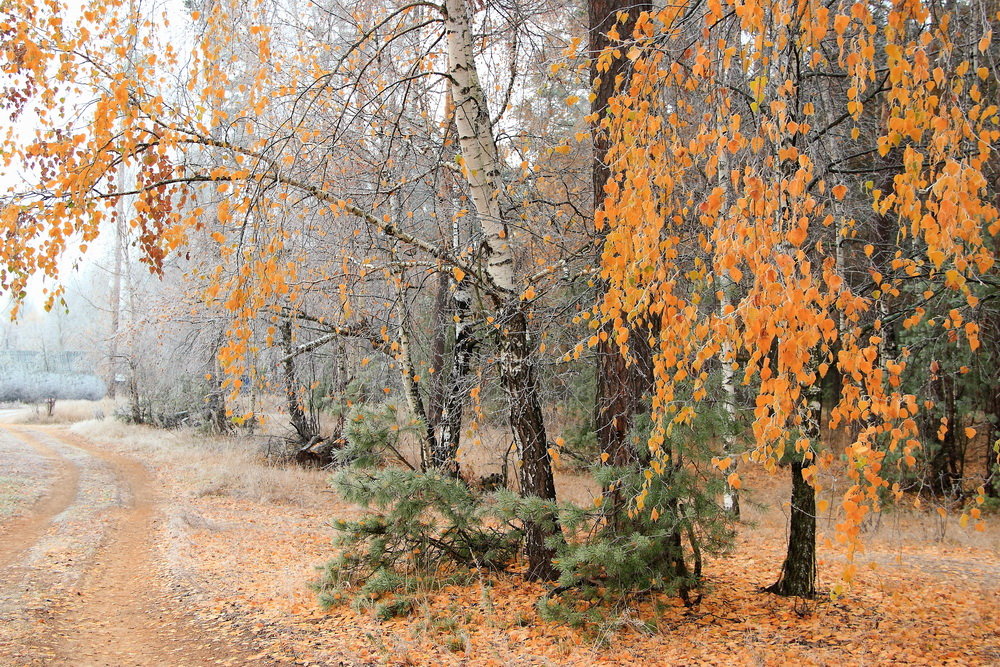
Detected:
left=596, top=0, right=998, bottom=597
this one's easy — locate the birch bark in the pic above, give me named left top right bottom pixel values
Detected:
left=444, top=0, right=559, bottom=579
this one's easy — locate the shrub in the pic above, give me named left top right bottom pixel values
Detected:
left=314, top=406, right=520, bottom=615
left=531, top=409, right=736, bottom=626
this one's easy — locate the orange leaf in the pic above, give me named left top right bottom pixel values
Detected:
left=787, top=223, right=808, bottom=246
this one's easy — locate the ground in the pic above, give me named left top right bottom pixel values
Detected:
left=0, top=407, right=997, bottom=665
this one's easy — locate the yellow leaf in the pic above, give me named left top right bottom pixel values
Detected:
left=565, top=95, right=580, bottom=106
left=452, top=267, right=466, bottom=282
left=727, top=472, right=741, bottom=490
left=965, top=427, right=977, bottom=438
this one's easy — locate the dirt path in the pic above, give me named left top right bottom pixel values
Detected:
left=0, top=424, right=264, bottom=666
left=0, top=429, right=80, bottom=570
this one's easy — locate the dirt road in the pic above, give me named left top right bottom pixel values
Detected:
left=0, top=424, right=261, bottom=666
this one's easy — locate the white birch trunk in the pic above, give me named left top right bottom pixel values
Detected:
left=443, top=0, right=559, bottom=579
left=443, top=0, right=514, bottom=295
left=716, top=105, right=740, bottom=517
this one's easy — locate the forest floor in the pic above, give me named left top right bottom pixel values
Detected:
left=0, top=409, right=997, bottom=665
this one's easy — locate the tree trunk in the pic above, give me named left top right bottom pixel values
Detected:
left=986, top=389, right=1000, bottom=498
left=430, top=179, right=473, bottom=477
left=717, top=135, right=739, bottom=518
left=926, top=368, right=963, bottom=496
left=766, top=376, right=820, bottom=598
left=280, top=319, right=316, bottom=443
left=128, top=358, right=142, bottom=424
left=590, top=0, right=654, bottom=525
left=719, top=330, right=741, bottom=518
left=501, top=304, right=558, bottom=581
left=205, top=329, right=230, bottom=434
left=397, top=304, right=437, bottom=472
left=766, top=459, right=817, bottom=597
left=432, top=275, right=473, bottom=476
left=107, top=212, right=123, bottom=399
left=426, top=270, right=450, bottom=431
left=444, top=0, right=561, bottom=579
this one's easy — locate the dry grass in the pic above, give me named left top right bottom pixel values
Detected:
left=2, top=399, right=116, bottom=425
left=70, top=419, right=329, bottom=507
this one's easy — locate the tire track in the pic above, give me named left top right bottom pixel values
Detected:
left=0, top=425, right=80, bottom=569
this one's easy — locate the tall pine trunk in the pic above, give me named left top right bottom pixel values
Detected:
left=590, top=0, right=653, bottom=527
